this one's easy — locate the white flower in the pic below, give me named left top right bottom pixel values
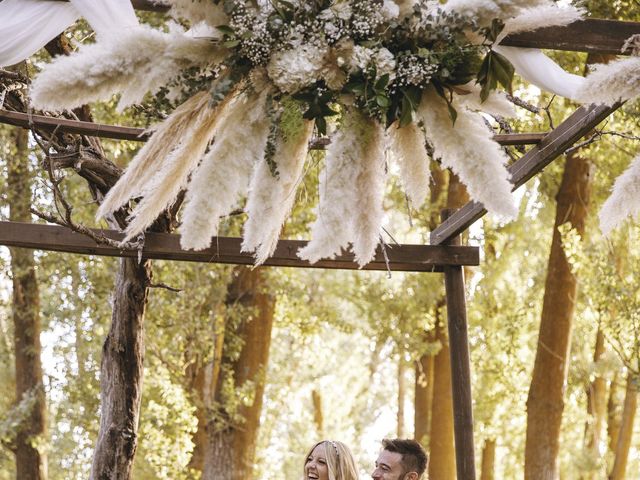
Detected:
left=267, top=43, right=328, bottom=93
left=381, top=0, right=400, bottom=20
left=348, top=45, right=374, bottom=73
left=373, top=47, right=397, bottom=80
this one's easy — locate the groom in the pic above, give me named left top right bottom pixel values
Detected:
left=371, top=438, right=429, bottom=480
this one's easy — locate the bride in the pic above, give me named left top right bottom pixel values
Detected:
left=304, top=440, right=359, bottom=480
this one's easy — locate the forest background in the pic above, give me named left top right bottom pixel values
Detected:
left=2, top=0, right=640, bottom=479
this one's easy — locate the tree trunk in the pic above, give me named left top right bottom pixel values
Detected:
left=414, top=161, right=447, bottom=448
left=608, top=375, right=638, bottom=480
left=607, top=375, right=622, bottom=459
left=480, top=438, right=496, bottom=480
left=398, top=354, right=406, bottom=437
left=582, top=328, right=607, bottom=478
left=8, top=127, right=47, bottom=480
left=525, top=152, right=592, bottom=480
left=202, top=266, right=275, bottom=480
left=414, top=346, right=434, bottom=446
left=312, top=390, right=324, bottom=435
left=429, top=316, right=456, bottom=480
left=90, top=258, right=150, bottom=480
left=188, top=313, right=225, bottom=473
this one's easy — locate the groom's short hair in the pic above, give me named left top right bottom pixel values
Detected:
left=382, top=438, right=428, bottom=477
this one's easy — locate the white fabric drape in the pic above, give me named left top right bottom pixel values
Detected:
left=0, top=0, right=138, bottom=67
left=494, top=45, right=586, bottom=100
left=0, top=0, right=79, bottom=67
left=69, top=0, right=138, bottom=35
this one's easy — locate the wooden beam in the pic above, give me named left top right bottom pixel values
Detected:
left=0, top=109, right=150, bottom=142
left=442, top=210, right=476, bottom=480
left=45, top=5, right=640, bottom=54
left=430, top=103, right=621, bottom=245
left=0, top=222, right=480, bottom=272
left=0, top=109, right=546, bottom=146
left=502, top=19, right=640, bottom=55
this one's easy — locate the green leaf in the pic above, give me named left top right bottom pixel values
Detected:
left=399, top=96, right=414, bottom=127
left=376, top=94, right=391, bottom=108
left=491, top=51, right=515, bottom=94
left=375, top=74, right=390, bottom=91
left=216, top=25, right=235, bottom=36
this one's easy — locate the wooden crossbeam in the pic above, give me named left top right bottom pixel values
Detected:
left=430, top=103, right=621, bottom=246
left=0, top=109, right=546, bottom=146
left=47, top=2, right=640, bottom=54
left=501, top=19, right=640, bottom=55
left=0, top=222, right=480, bottom=272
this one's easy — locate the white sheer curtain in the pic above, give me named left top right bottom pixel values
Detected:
left=0, top=0, right=138, bottom=67
left=0, top=0, right=79, bottom=67
left=494, top=45, right=586, bottom=100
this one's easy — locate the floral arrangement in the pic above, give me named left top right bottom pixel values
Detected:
left=30, top=0, right=587, bottom=266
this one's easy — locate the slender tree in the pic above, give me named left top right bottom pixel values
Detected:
left=201, top=266, right=276, bottom=480
left=524, top=149, right=592, bottom=479
left=608, top=375, right=638, bottom=480
left=7, top=124, right=47, bottom=480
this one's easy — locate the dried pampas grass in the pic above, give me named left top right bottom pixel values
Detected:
left=418, top=87, right=517, bottom=219
left=163, top=0, right=228, bottom=27
left=31, top=24, right=226, bottom=111
left=121, top=90, right=237, bottom=241
left=442, top=0, right=552, bottom=26
left=298, top=110, right=387, bottom=267
left=600, top=154, right=640, bottom=235
left=455, top=82, right=516, bottom=118
left=496, top=4, right=583, bottom=43
left=180, top=90, right=271, bottom=250
left=576, top=56, right=640, bottom=106
left=388, top=122, right=430, bottom=208
left=97, top=91, right=212, bottom=219
left=242, top=103, right=314, bottom=265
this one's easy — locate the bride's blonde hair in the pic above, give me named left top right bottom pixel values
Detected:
left=304, top=440, right=359, bottom=480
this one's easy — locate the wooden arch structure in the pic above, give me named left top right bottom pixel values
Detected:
left=0, top=4, right=639, bottom=479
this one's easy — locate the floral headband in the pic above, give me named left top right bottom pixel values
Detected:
left=326, top=440, right=339, bottom=458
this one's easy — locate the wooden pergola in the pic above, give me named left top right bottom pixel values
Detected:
left=1, top=4, right=638, bottom=478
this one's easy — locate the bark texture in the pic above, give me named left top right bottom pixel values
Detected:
left=201, top=267, right=275, bottom=480
left=8, top=126, right=47, bottom=480
left=480, top=438, right=496, bottom=480
left=397, top=354, right=406, bottom=437
left=414, top=347, right=434, bottom=446
left=582, top=328, right=607, bottom=479
left=525, top=152, right=592, bottom=480
left=90, top=258, right=150, bottom=480
left=608, top=376, right=638, bottom=480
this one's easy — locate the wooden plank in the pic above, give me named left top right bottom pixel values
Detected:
left=502, top=19, right=640, bottom=55
left=430, top=103, right=621, bottom=245
left=0, top=110, right=545, bottom=146
left=441, top=210, right=476, bottom=480
left=0, top=222, right=480, bottom=272
left=0, top=109, right=150, bottom=142
left=44, top=6, right=640, bottom=54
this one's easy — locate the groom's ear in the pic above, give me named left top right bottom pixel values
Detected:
left=404, top=473, right=419, bottom=480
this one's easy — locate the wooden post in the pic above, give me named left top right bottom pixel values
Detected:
left=442, top=209, right=476, bottom=480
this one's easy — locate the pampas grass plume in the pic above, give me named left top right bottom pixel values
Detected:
left=600, top=154, right=640, bottom=235
left=31, top=24, right=225, bottom=112
left=418, top=87, right=517, bottom=219
left=180, top=91, right=271, bottom=250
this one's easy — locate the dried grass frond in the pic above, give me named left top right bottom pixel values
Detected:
left=122, top=89, right=239, bottom=240
left=600, top=154, right=640, bottom=235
